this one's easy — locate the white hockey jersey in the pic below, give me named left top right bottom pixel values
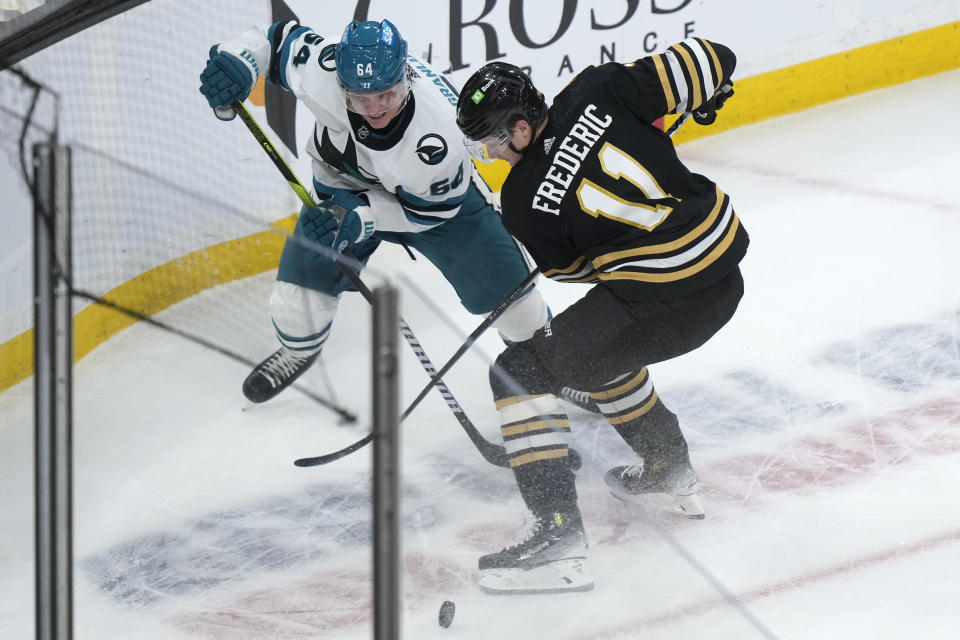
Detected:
left=221, top=21, right=474, bottom=234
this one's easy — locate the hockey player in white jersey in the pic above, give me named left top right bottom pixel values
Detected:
left=199, top=19, right=579, bottom=405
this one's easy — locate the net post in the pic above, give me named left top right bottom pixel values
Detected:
left=33, top=142, right=74, bottom=640
left=371, top=284, right=400, bottom=640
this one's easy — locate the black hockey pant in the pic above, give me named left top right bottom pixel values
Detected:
left=490, top=267, right=745, bottom=517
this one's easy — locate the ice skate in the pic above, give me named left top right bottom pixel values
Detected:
left=242, top=347, right=318, bottom=403
left=478, top=511, right=594, bottom=594
left=559, top=386, right=601, bottom=414
left=604, top=460, right=705, bottom=519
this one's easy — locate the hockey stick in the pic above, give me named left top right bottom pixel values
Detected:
left=293, top=272, right=513, bottom=468
left=664, top=110, right=692, bottom=137
left=230, top=101, right=510, bottom=468
left=290, top=108, right=695, bottom=467
left=398, top=112, right=690, bottom=417
left=402, top=267, right=539, bottom=420
left=293, top=266, right=542, bottom=467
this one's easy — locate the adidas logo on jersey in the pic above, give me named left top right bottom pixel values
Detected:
left=543, top=137, right=555, bottom=154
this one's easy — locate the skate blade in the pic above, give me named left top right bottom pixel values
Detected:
left=479, top=558, right=594, bottom=595
left=606, top=482, right=706, bottom=519
left=673, top=493, right=705, bottom=519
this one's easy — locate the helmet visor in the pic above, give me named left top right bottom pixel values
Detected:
left=462, top=125, right=511, bottom=163
left=343, top=79, right=410, bottom=118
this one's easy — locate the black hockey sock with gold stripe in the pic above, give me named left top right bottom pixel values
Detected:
left=593, top=368, right=690, bottom=465
left=495, top=393, right=578, bottom=517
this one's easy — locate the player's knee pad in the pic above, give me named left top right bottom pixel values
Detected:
left=493, top=288, right=550, bottom=344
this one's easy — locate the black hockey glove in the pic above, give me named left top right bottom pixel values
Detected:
left=692, top=81, right=735, bottom=126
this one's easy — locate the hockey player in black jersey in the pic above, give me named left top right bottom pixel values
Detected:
left=456, top=38, right=747, bottom=594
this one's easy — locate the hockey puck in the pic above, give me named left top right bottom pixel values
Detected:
left=438, top=600, right=455, bottom=628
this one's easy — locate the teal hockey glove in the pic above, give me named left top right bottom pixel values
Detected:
left=299, top=202, right=339, bottom=261
left=199, top=46, right=258, bottom=120
left=324, top=191, right=375, bottom=253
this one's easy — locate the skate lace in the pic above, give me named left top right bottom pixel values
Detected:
left=561, top=387, right=590, bottom=405
left=617, top=461, right=697, bottom=495
left=261, top=349, right=307, bottom=385
left=619, top=463, right=644, bottom=480
left=502, top=514, right=545, bottom=552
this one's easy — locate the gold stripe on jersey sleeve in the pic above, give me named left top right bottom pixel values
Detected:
left=543, top=255, right=587, bottom=277
left=699, top=39, right=724, bottom=85
left=592, top=187, right=726, bottom=268
left=600, top=215, right=741, bottom=283
left=592, top=368, right=648, bottom=400
left=652, top=54, right=677, bottom=112
left=544, top=257, right=600, bottom=282
left=671, top=43, right=703, bottom=109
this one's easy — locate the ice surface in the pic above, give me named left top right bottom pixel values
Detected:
left=2, top=69, right=960, bottom=639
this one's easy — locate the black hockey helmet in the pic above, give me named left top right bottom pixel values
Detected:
left=456, top=62, right=546, bottom=143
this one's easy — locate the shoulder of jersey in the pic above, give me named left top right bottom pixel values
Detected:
left=402, top=59, right=465, bottom=163
left=567, top=64, right=608, bottom=95
left=407, top=55, right=460, bottom=112
left=310, top=33, right=341, bottom=74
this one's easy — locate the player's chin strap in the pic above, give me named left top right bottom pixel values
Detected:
left=510, top=113, right=545, bottom=155
left=228, top=101, right=526, bottom=470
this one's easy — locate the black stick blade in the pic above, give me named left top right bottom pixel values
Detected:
left=294, top=433, right=373, bottom=467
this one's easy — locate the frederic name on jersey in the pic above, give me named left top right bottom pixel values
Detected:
left=533, top=104, right=612, bottom=215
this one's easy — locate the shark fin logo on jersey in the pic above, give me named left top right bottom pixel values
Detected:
left=319, top=44, right=336, bottom=71
left=416, top=134, right=447, bottom=165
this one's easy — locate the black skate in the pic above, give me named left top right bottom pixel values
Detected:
left=242, top=348, right=318, bottom=403
left=604, top=460, right=705, bottom=519
left=559, top=386, right=601, bottom=414
left=478, top=511, right=593, bottom=594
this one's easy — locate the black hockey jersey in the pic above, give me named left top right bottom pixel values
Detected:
left=500, top=38, right=748, bottom=301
